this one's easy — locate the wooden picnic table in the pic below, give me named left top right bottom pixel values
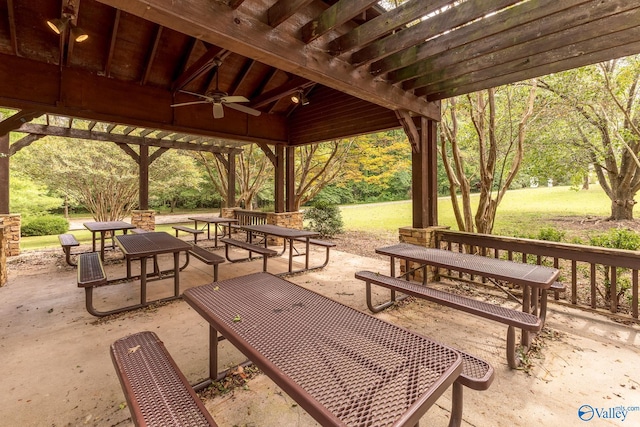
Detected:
left=183, top=272, right=464, bottom=427
left=188, top=216, right=238, bottom=247
left=83, top=221, right=136, bottom=261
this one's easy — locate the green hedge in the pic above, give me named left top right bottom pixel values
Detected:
left=21, top=215, right=69, bottom=237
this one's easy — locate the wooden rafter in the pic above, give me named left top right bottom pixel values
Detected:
left=9, top=134, right=44, bottom=156
left=141, top=25, right=163, bottom=85
left=267, top=0, right=314, bottom=27
left=7, top=0, right=18, bottom=56
left=328, top=0, right=445, bottom=56
left=171, top=46, right=227, bottom=92
left=15, top=123, right=243, bottom=154
left=301, top=0, right=378, bottom=44
left=0, top=110, right=43, bottom=135
left=104, top=9, right=121, bottom=77
left=228, top=58, right=255, bottom=96
left=250, top=77, right=313, bottom=108
left=350, top=0, right=520, bottom=67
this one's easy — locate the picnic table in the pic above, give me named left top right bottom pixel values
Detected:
left=83, top=221, right=136, bottom=261
left=183, top=272, right=464, bottom=427
left=188, top=216, right=238, bottom=247
left=240, top=224, right=319, bottom=274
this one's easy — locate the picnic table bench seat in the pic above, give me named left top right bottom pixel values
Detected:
left=130, top=228, right=150, bottom=234
left=355, top=270, right=541, bottom=369
left=291, top=237, right=336, bottom=269
left=59, top=233, right=80, bottom=266
left=187, top=244, right=224, bottom=281
left=173, top=225, right=204, bottom=243
left=110, top=331, right=217, bottom=427
left=219, top=237, right=276, bottom=272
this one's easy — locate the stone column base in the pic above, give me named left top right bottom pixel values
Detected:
left=220, top=208, right=236, bottom=219
left=266, top=212, right=303, bottom=245
left=0, top=225, right=6, bottom=286
left=0, top=214, right=21, bottom=257
left=131, top=210, right=155, bottom=231
left=398, top=225, right=449, bottom=282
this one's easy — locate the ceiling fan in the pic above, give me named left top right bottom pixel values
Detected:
left=170, top=59, right=261, bottom=119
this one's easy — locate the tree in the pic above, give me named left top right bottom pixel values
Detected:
left=440, top=82, right=538, bottom=233
left=293, top=140, right=355, bottom=210
left=15, top=137, right=139, bottom=221
left=539, top=57, right=640, bottom=220
left=149, top=151, right=203, bottom=212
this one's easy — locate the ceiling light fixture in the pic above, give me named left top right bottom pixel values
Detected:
left=46, top=1, right=89, bottom=43
left=290, top=89, right=309, bottom=106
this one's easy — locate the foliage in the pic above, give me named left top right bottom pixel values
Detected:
left=304, top=202, right=344, bottom=238
left=21, top=215, right=68, bottom=236
left=149, top=151, right=203, bottom=212
left=10, top=172, right=63, bottom=215
left=588, top=228, right=640, bottom=251
left=535, top=227, right=565, bottom=242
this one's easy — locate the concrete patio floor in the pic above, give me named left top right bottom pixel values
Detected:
left=2, top=241, right=639, bottom=427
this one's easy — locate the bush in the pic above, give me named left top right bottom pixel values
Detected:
left=21, top=215, right=69, bottom=237
left=536, top=227, right=565, bottom=242
left=589, top=228, right=640, bottom=251
left=304, top=202, right=344, bottom=238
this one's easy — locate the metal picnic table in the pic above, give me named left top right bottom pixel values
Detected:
left=83, top=221, right=136, bottom=261
left=188, top=216, right=238, bottom=247
left=183, top=272, right=464, bottom=427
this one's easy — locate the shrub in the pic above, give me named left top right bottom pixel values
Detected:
left=588, top=228, right=640, bottom=251
left=21, top=215, right=69, bottom=237
left=536, top=227, right=565, bottom=242
left=304, top=202, right=344, bottom=238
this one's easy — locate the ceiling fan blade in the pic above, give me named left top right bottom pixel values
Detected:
left=221, top=95, right=249, bottom=103
left=170, top=100, right=210, bottom=107
left=212, top=102, right=224, bottom=119
left=223, top=102, right=262, bottom=117
left=178, top=89, right=210, bottom=100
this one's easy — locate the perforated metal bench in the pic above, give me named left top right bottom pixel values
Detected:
left=173, top=225, right=204, bottom=244
left=291, top=237, right=336, bottom=269
left=110, top=331, right=217, bottom=427
left=355, top=270, right=542, bottom=369
left=188, top=244, right=224, bottom=281
left=59, top=233, right=80, bottom=266
left=219, top=237, right=276, bottom=272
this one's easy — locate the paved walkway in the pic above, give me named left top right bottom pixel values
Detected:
left=2, top=244, right=639, bottom=426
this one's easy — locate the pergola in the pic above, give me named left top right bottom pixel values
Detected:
left=2, top=0, right=640, bottom=230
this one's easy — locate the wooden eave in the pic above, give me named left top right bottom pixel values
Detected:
left=1, top=0, right=640, bottom=147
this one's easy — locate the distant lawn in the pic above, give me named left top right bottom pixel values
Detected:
left=20, top=186, right=613, bottom=250
left=340, top=186, right=611, bottom=236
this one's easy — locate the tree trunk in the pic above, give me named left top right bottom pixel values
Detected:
left=610, top=197, right=635, bottom=220
left=582, top=174, right=589, bottom=190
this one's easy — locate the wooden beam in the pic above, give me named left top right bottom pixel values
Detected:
left=229, top=0, right=245, bottom=10
left=141, top=25, right=163, bottom=85
left=15, top=123, right=242, bottom=154
left=327, top=0, right=444, bottom=56
left=257, top=142, right=277, bottom=165
left=418, top=31, right=640, bottom=100
left=227, top=58, right=255, bottom=96
left=0, top=135, right=8, bottom=214
left=149, top=147, right=168, bottom=164
left=171, top=46, right=226, bottom=92
left=267, top=0, right=314, bottom=27
left=104, top=9, right=121, bottom=77
left=227, top=152, right=236, bottom=208
left=399, top=0, right=636, bottom=88
left=115, top=143, right=140, bottom=162
left=395, top=110, right=419, bottom=153
left=139, top=145, right=149, bottom=209
left=274, top=144, right=285, bottom=213
left=372, top=0, right=591, bottom=76
left=7, top=0, right=18, bottom=56
left=301, top=0, right=378, bottom=44
left=422, top=24, right=640, bottom=100
left=96, top=0, right=439, bottom=120
left=9, top=134, right=45, bottom=156
left=0, top=110, right=43, bottom=135
left=350, top=0, right=520, bottom=67
left=285, top=146, right=295, bottom=212
left=250, top=77, right=313, bottom=108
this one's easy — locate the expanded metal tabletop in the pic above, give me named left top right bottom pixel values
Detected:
left=83, top=220, right=136, bottom=260
left=183, top=272, right=462, bottom=427
left=188, top=216, right=238, bottom=245
left=376, top=243, right=559, bottom=288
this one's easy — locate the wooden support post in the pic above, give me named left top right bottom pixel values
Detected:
left=410, top=117, right=438, bottom=228
left=275, top=145, right=285, bottom=213
left=285, top=146, right=295, bottom=212
left=139, top=144, right=149, bottom=210
left=0, top=134, right=8, bottom=214
left=227, top=152, right=236, bottom=208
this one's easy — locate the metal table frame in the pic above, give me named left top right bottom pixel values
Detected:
left=188, top=216, right=238, bottom=247
left=83, top=221, right=136, bottom=261
left=240, top=224, right=319, bottom=274
left=183, top=272, right=464, bottom=427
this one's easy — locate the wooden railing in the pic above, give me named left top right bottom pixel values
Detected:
left=435, top=230, right=640, bottom=322
left=233, top=209, right=268, bottom=226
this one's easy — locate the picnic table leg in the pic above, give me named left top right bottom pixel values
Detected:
left=140, top=256, right=147, bottom=305
left=100, top=231, right=106, bottom=261
left=173, top=251, right=180, bottom=297
left=447, top=382, right=464, bottom=427
left=305, top=237, right=310, bottom=270
left=288, top=238, right=294, bottom=272
left=209, top=326, right=218, bottom=381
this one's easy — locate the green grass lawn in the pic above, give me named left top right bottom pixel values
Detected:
left=340, top=185, right=611, bottom=236
left=21, top=185, right=613, bottom=250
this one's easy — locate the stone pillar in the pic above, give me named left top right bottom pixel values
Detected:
left=398, top=225, right=449, bottom=282
left=0, top=214, right=21, bottom=257
left=220, top=208, right=236, bottom=219
left=0, top=225, right=6, bottom=286
left=130, top=210, right=155, bottom=231
left=266, top=212, right=303, bottom=245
